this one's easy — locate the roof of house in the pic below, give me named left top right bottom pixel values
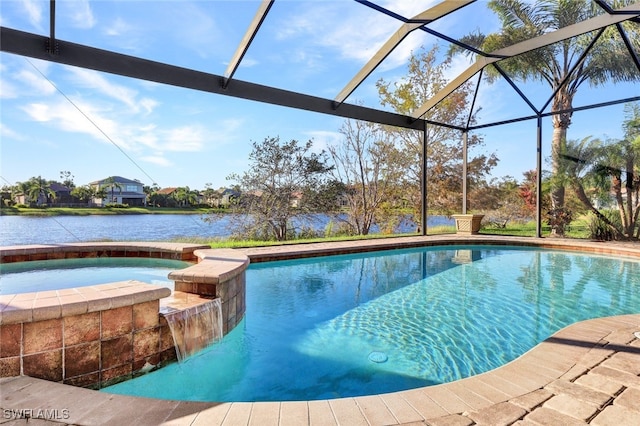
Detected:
left=89, top=176, right=144, bottom=186
left=156, top=187, right=178, bottom=195
left=49, top=183, right=71, bottom=192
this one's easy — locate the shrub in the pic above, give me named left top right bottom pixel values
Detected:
left=546, top=207, right=573, bottom=234
left=588, top=210, right=622, bottom=241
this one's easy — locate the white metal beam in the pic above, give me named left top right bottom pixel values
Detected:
left=223, top=0, right=274, bottom=88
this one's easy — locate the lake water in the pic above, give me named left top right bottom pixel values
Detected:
left=0, top=214, right=454, bottom=246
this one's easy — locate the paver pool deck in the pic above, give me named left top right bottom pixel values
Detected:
left=1, top=235, right=640, bottom=425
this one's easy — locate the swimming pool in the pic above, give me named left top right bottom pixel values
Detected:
left=103, top=245, right=640, bottom=402
left=0, top=257, right=191, bottom=294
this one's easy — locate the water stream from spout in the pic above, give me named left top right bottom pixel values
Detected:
left=163, top=298, right=223, bottom=362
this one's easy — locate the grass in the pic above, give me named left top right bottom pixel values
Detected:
left=480, top=217, right=590, bottom=239
left=172, top=220, right=593, bottom=250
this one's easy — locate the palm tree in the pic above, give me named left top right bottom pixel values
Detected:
left=27, top=176, right=55, bottom=206
left=12, top=181, right=32, bottom=205
left=562, top=104, right=640, bottom=240
left=104, top=176, right=124, bottom=204
left=173, top=186, right=198, bottom=207
left=452, top=0, right=640, bottom=235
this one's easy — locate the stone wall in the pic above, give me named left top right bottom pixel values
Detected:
left=0, top=281, right=173, bottom=389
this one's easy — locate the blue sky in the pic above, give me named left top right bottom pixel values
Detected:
left=1, top=0, right=638, bottom=191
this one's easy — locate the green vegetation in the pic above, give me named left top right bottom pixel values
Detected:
left=452, top=0, right=640, bottom=236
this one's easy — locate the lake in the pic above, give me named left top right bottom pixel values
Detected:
left=0, top=214, right=454, bottom=246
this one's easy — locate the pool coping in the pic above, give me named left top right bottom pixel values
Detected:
left=1, top=235, right=640, bottom=425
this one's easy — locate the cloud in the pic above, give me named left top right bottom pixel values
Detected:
left=16, top=68, right=57, bottom=96
left=165, top=2, right=221, bottom=58
left=66, top=67, right=156, bottom=114
left=0, top=77, right=18, bottom=99
left=0, top=123, right=24, bottom=140
left=304, top=130, right=342, bottom=152
left=21, top=100, right=123, bottom=146
left=20, top=0, right=44, bottom=31
left=105, top=17, right=131, bottom=37
left=67, top=0, right=96, bottom=29
left=162, top=126, right=205, bottom=152
left=141, top=155, right=172, bottom=167
left=278, top=0, right=439, bottom=70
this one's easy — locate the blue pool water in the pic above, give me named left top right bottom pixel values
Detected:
left=0, top=257, right=191, bottom=294
left=103, top=245, right=640, bottom=402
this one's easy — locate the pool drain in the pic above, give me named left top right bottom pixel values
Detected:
left=368, top=351, right=388, bottom=363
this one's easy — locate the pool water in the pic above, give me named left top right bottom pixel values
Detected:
left=103, top=245, right=640, bottom=402
left=0, top=257, right=191, bottom=294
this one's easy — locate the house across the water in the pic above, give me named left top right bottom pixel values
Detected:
left=89, top=176, right=146, bottom=207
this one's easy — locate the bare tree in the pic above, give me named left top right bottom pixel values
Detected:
left=328, top=120, right=403, bottom=235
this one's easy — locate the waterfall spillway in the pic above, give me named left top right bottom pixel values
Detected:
left=163, top=298, right=223, bottom=362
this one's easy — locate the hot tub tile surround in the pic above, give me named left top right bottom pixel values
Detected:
left=0, top=243, right=249, bottom=389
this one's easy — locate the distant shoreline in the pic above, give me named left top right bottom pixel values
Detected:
left=0, top=207, right=220, bottom=217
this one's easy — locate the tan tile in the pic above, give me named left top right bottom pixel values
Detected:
left=101, top=305, right=133, bottom=339
left=133, top=328, right=160, bottom=361
left=523, top=406, right=587, bottom=426
left=279, top=401, right=309, bottom=426
left=23, top=349, right=62, bottom=381
left=0, top=356, right=20, bottom=377
left=476, top=373, right=529, bottom=398
left=574, top=373, right=625, bottom=396
left=601, top=352, right=640, bottom=375
left=614, top=387, right=640, bottom=411
left=544, top=380, right=612, bottom=408
left=31, top=297, right=62, bottom=322
left=457, top=377, right=512, bottom=404
left=400, top=389, right=448, bottom=420
left=101, top=334, right=133, bottom=369
left=248, top=401, right=280, bottom=426
left=0, top=323, right=22, bottom=357
left=380, top=391, right=426, bottom=423
left=422, top=385, right=472, bottom=415
left=133, top=300, right=159, bottom=330
left=468, top=401, right=526, bottom=426
left=63, top=371, right=100, bottom=388
left=328, top=398, right=368, bottom=426
left=186, top=402, right=231, bottom=426
left=1, top=298, right=34, bottom=324
left=354, top=395, right=397, bottom=425
left=219, top=402, right=252, bottom=426
left=591, top=405, right=640, bottom=426
left=508, top=389, right=554, bottom=411
left=23, top=318, right=62, bottom=354
left=100, top=363, right=132, bottom=386
left=161, top=400, right=209, bottom=426
left=83, top=291, right=112, bottom=312
left=577, top=347, right=616, bottom=368
left=59, top=294, right=88, bottom=317
left=590, top=365, right=640, bottom=389
left=63, top=311, right=100, bottom=346
left=308, top=399, right=338, bottom=426
left=64, top=341, right=100, bottom=378
left=542, top=394, right=599, bottom=422
left=559, top=364, right=590, bottom=382
left=427, top=413, right=475, bottom=426
left=445, top=381, right=494, bottom=410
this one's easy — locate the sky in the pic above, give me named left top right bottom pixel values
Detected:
left=1, top=0, right=638, bottom=191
